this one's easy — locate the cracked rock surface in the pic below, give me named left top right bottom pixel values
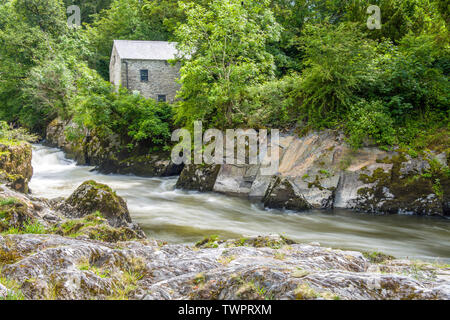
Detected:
left=1, top=234, right=448, bottom=300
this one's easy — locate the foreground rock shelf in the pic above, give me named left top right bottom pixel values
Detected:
left=1, top=176, right=448, bottom=300
left=1, top=234, right=449, bottom=300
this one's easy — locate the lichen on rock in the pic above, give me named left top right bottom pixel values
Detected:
left=0, top=226, right=448, bottom=300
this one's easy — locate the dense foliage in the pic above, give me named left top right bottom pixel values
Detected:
left=174, top=0, right=281, bottom=128
left=0, top=0, right=448, bottom=153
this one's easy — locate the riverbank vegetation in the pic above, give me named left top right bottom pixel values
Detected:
left=0, top=0, right=448, bottom=154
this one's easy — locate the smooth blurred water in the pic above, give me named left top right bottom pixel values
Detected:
left=29, top=144, right=450, bottom=262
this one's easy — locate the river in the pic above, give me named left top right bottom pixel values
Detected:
left=29, top=144, right=450, bottom=262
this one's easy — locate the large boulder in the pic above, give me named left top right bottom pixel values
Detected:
left=64, top=180, right=132, bottom=228
left=263, top=178, right=312, bottom=211
left=0, top=198, right=35, bottom=233
left=46, top=118, right=121, bottom=166
left=45, top=118, right=90, bottom=165
left=0, top=181, right=146, bottom=243
left=213, top=164, right=260, bottom=195
left=174, top=130, right=449, bottom=216
left=176, top=164, right=221, bottom=192
left=346, top=154, right=449, bottom=216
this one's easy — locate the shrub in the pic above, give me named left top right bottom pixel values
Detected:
left=240, top=75, right=299, bottom=129
left=0, top=122, right=38, bottom=143
left=346, top=100, right=397, bottom=150
left=293, top=22, right=378, bottom=129
left=72, top=71, right=173, bottom=153
left=376, top=34, right=449, bottom=120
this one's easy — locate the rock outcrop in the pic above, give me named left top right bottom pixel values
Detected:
left=175, top=164, right=221, bottom=192
left=0, top=234, right=448, bottom=300
left=98, top=154, right=183, bottom=177
left=263, top=178, right=312, bottom=211
left=0, top=180, right=146, bottom=242
left=45, top=118, right=183, bottom=177
left=0, top=142, right=33, bottom=193
left=176, top=131, right=449, bottom=216
left=56, top=180, right=145, bottom=238
left=64, top=181, right=131, bottom=227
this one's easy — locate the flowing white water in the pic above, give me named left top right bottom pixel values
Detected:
left=29, top=144, right=450, bottom=262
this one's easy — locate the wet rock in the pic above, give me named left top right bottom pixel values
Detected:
left=46, top=118, right=123, bottom=167
left=349, top=154, right=449, bottom=216
left=46, top=118, right=179, bottom=177
left=99, top=154, right=183, bottom=177
left=45, top=118, right=90, bottom=165
left=176, top=164, right=221, bottom=192
left=334, top=164, right=390, bottom=210
left=1, top=234, right=447, bottom=300
left=174, top=130, right=449, bottom=216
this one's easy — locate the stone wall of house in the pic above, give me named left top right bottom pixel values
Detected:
left=119, top=59, right=181, bottom=102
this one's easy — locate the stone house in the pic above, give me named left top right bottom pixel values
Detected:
left=110, top=40, right=181, bottom=103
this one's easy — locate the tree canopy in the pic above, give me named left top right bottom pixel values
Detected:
left=0, top=0, right=448, bottom=153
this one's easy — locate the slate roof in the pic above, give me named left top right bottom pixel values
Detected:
left=113, top=40, right=180, bottom=60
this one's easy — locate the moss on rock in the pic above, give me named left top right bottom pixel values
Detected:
left=65, top=180, right=131, bottom=227
left=226, top=235, right=297, bottom=249
left=355, top=152, right=449, bottom=216
left=0, top=197, right=35, bottom=233
left=51, top=213, right=143, bottom=242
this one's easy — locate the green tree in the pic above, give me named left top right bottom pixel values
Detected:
left=294, top=22, right=378, bottom=128
left=174, top=0, right=281, bottom=128
left=0, top=0, right=93, bottom=133
left=63, top=0, right=113, bottom=25
left=342, top=0, right=446, bottom=43
left=0, top=1, right=58, bottom=132
left=71, top=66, right=173, bottom=152
left=375, top=33, right=449, bottom=120
left=14, top=0, right=67, bottom=36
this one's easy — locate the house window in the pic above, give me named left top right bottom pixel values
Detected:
left=157, top=95, right=167, bottom=102
left=140, top=69, right=148, bottom=82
